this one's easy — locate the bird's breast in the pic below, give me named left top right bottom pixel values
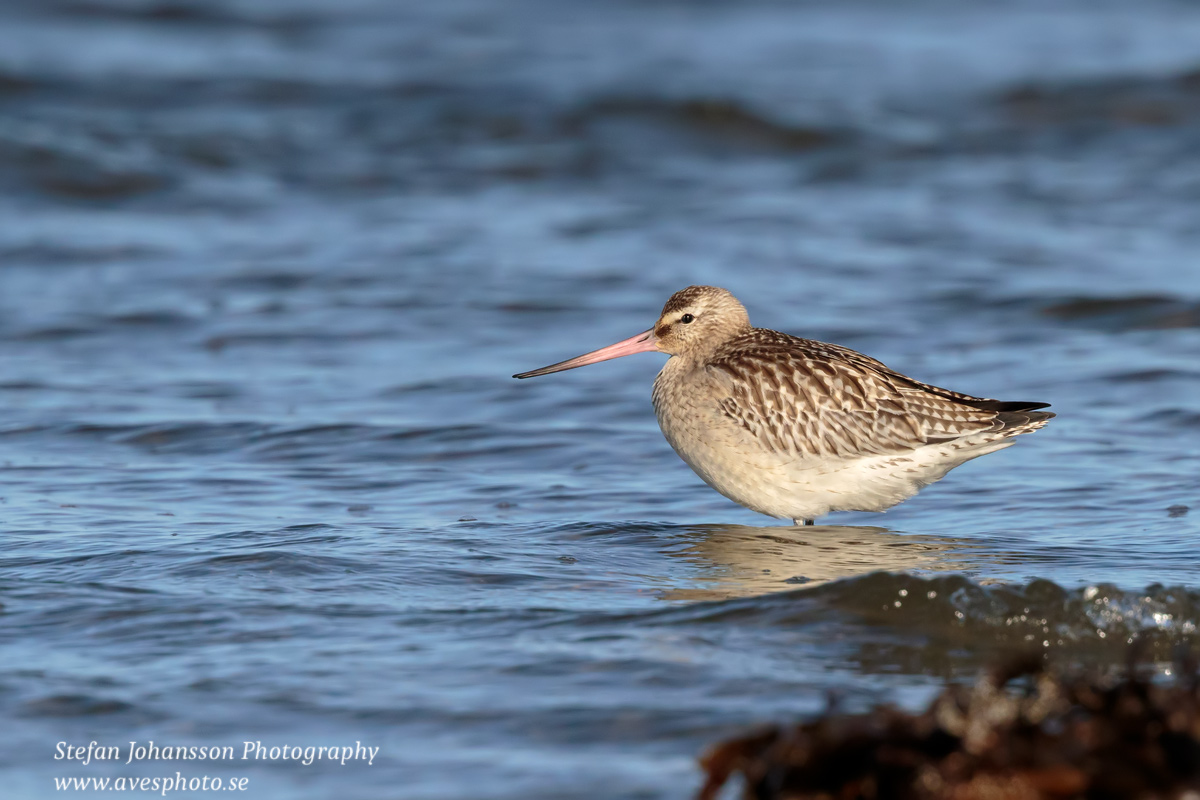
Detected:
left=652, top=359, right=773, bottom=479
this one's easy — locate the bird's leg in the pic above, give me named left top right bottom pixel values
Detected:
left=792, top=518, right=815, bottom=526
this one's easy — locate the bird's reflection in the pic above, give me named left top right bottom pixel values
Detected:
left=660, top=523, right=978, bottom=601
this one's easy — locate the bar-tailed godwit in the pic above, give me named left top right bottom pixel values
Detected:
left=514, top=286, right=1053, bottom=525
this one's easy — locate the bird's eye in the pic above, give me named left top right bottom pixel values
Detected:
left=680, top=314, right=695, bottom=324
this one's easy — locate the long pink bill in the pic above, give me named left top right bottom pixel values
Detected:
left=513, top=329, right=659, bottom=379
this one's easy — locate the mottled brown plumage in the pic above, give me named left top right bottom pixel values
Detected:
left=515, top=285, right=1053, bottom=524
left=703, top=328, right=1048, bottom=459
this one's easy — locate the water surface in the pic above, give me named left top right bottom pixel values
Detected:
left=2, top=1, right=1200, bottom=797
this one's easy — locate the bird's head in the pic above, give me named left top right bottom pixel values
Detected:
left=513, top=285, right=750, bottom=379
left=651, top=285, right=750, bottom=357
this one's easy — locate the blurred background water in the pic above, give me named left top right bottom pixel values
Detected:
left=1, top=0, right=1199, bottom=797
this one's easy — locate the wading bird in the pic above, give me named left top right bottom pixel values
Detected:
left=514, top=286, right=1052, bottom=525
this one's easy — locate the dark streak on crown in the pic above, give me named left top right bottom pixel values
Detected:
left=661, top=285, right=722, bottom=317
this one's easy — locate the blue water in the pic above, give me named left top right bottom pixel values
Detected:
left=2, top=1, right=1200, bottom=797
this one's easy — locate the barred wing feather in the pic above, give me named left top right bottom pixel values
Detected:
left=706, top=330, right=1020, bottom=459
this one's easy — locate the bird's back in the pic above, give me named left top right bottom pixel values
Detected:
left=702, top=328, right=1052, bottom=458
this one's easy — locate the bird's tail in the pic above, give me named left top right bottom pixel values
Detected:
left=994, top=408, right=1055, bottom=436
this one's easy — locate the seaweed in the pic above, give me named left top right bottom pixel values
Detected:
left=698, top=653, right=1200, bottom=799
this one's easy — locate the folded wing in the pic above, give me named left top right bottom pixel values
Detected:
left=707, top=330, right=1052, bottom=459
